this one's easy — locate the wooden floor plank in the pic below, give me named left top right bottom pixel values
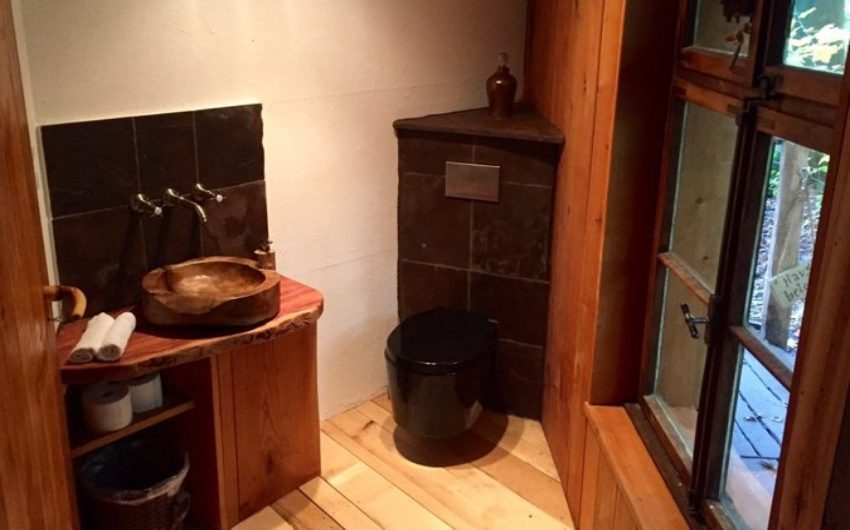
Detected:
left=332, top=404, right=567, bottom=529
left=272, top=489, right=343, bottom=529
left=233, top=507, right=295, bottom=530
left=318, top=431, right=450, bottom=530
left=375, top=393, right=560, bottom=481
left=322, top=418, right=472, bottom=529
left=248, top=396, right=574, bottom=530
left=369, top=397, right=573, bottom=527
left=298, top=477, right=381, bottom=530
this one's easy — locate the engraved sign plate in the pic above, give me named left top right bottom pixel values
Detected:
left=445, top=161, right=500, bottom=202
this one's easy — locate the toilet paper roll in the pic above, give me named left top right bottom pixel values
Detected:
left=82, top=383, right=133, bottom=433
left=127, top=372, right=163, bottom=413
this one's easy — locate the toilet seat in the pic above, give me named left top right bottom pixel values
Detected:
left=386, top=308, right=495, bottom=375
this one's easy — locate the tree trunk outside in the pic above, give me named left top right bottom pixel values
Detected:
left=764, top=142, right=807, bottom=349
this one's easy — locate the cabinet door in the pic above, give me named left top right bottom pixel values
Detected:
left=222, top=324, right=320, bottom=522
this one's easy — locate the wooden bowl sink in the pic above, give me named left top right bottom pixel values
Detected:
left=142, top=257, right=281, bottom=327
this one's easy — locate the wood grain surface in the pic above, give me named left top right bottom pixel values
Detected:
left=57, top=277, right=323, bottom=384
left=0, top=0, right=77, bottom=527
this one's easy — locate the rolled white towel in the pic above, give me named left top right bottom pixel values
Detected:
left=95, top=312, right=137, bottom=362
left=67, top=313, right=115, bottom=364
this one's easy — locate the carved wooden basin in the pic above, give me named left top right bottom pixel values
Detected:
left=142, top=256, right=281, bottom=327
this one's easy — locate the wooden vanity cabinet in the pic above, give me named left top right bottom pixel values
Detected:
left=58, top=278, right=323, bottom=529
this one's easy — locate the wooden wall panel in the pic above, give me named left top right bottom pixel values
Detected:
left=525, top=0, right=678, bottom=518
left=580, top=406, right=685, bottom=529
left=0, top=1, right=76, bottom=527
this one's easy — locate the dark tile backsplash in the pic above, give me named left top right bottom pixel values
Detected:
left=52, top=207, right=147, bottom=315
left=43, top=104, right=268, bottom=316
left=200, top=181, right=269, bottom=258
left=394, top=107, right=563, bottom=418
left=196, top=105, right=264, bottom=189
left=43, top=117, right=137, bottom=217
left=136, top=111, right=197, bottom=196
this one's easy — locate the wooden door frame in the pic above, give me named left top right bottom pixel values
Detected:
left=0, top=1, right=76, bottom=528
left=770, top=56, right=850, bottom=530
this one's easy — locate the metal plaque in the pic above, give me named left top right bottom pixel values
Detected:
left=444, top=161, right=500, bottom=202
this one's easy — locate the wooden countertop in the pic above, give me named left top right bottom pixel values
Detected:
left=57, top=277, right=323, bottom=385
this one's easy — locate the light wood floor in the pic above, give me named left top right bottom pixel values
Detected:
left=234, top=394, right=574, bottom=529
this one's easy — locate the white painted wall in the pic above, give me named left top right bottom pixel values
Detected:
left=15, top=0, right=527, bottom=418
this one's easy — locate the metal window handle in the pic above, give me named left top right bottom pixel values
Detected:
left=680, top=303, right=710, bottom=340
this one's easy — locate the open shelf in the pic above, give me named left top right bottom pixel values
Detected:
left=69, top=397, right=195, bottom=458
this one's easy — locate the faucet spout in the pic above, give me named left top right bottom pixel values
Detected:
left=164, top=188, right=208, bottom=223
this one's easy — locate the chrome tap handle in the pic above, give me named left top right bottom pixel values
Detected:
left=193, top=182, right=224, bottom=203
left=130, top=193, right=163, bottom=217
left=162, top=188, right=208, bottom=224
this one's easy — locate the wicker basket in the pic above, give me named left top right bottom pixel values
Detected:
left=80, top=439, right=190, bottom=530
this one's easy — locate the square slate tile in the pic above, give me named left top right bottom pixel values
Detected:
left=196, top=105, right=264, bottom=189
left=201, top=181, right=268, bottom=258
left=470, top=272, right=549, bottom=345
left=398, top=260, right=468, bottom=320
left=397, top=131, right=474, bottom=176
left=42, top=118, right=137, bottom=217
left=142, top=206, right=202, bottom=269
left=53, top=207, right=146, bottom=316
left=474, top=136, right=559, bottom=187
left=136, top=112, right=197, bottom=196
left=471, top=183, right=552, bottom=280
left=399, top=174, right=471, bottom=268
left=488, top=340, right=544, bottom=417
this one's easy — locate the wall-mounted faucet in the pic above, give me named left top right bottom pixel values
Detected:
left=163, top=188, right=208, bottom=224
left=130, top=193, right=163, bottom=217
left=192, top=183, right=225, bottom=204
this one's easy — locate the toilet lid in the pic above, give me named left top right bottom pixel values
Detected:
left=386, top=308, right=496, bottom=374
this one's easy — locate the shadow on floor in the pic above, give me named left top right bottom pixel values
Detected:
left=391, top=411, right=509, bottom=467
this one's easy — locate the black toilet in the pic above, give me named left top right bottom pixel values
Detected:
left=385, top=308, right=496, bottom=439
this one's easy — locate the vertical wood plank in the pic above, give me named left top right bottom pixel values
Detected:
left=579, top=426, right=601, bottom=529
left=217, top=351, right=241, bottom=528
left=613, top=491, right=638, bottom=530
left=0, top=0, right=76, bottom=527
left=526, top=0, right=679, bottom=520
left=230, top=324, right=320, bottom=520
left=594, top=453, right=618, bottom=529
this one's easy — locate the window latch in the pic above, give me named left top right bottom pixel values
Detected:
left=680, top=303, right=711, bottom=342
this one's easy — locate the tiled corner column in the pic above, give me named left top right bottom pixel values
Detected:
left=395, top=113, right=562, bottom=418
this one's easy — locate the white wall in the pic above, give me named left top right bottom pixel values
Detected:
left=16, top=0, right=527, bottom=418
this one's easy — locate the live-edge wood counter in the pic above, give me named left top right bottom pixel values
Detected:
left=57, top=277, right=323, bottom=385
left=58, top=277, right=324, bottom=530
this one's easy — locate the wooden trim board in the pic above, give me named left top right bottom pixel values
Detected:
left=584, top=404, right=688, bottom=529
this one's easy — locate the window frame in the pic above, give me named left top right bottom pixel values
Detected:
left=635, top=0, right=845, bottom=526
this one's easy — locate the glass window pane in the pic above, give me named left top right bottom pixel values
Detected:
left=723, top=350, right=789, bottom=529
left=784, top=0, right=850, bottom=74
left=670, top=103, right=737, bottom=290
left=746, top=139, right=828, bottom=370
left=654, top=272, right=709, bottom=459
left=694, top=0, right=751, bottom=56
